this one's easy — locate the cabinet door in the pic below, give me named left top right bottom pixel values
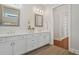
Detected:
left=31, top=38, right=38, bottom=50
left=26, top=38, right=38, bottom=52
left=25, top=35, right=34, bottom=52
left=43, top=33, right=50, bottom=44
left=13, top=36, right=27, bottom=55
left=38, top=33, right=47, bottom=47
left=38, top=33, right=50, bottom=47
left=26, top=38, right=33, bottom=52
left=0, top=41, right=12, bottom=55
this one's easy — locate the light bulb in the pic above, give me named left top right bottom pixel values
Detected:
left=36, top=9, right=39, bottom=12
left=39, top=10, right=41, bottom=13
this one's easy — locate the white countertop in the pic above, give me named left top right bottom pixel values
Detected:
left=0, top=31, right=50, bottom=37
left=55, top=36, right=68, bottom=41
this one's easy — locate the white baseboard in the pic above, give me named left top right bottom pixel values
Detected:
left=69, top=48, right=79, bottom=55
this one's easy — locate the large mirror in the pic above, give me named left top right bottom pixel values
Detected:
left=0, top=5, right=20, bottom=26
left=35, top=14, right=43, bottom=27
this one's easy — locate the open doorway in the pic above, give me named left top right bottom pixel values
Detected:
left=53, top=5, right=70, bottom=50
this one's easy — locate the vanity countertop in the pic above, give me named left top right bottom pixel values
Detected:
left=55, top=36, right=68, bottom=41
left=0, top=32, right=50, bottom=38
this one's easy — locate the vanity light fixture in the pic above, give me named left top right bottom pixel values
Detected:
left=36, top=8, right=39, bottom=12
left=33, top=7, right=44, bottom=15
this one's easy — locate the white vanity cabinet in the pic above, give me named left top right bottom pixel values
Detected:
left=0, top=32, right=51, bottom=55
left=0, top=37, right=12, bottom=55
left=13, top=33, right=51, bottom=54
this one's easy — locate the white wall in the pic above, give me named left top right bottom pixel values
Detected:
left=70, top=5, right=79, bottom=53
left=44, top=5, right=55, bottom=44
left=0, top=4, right=50, bottom=37
left=0, top=4, right=23, bottom=36
left=44, top=4, right=62, bottom=44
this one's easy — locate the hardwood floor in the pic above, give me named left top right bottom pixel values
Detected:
left=24, top=45, right=76, bottom=55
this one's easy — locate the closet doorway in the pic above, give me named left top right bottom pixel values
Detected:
left=53, top=5, right=70, bottom=50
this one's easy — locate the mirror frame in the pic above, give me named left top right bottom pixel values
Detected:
left=35, top=14, right=43, bottom=27
left=0, top=5, right=20, bottom=26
